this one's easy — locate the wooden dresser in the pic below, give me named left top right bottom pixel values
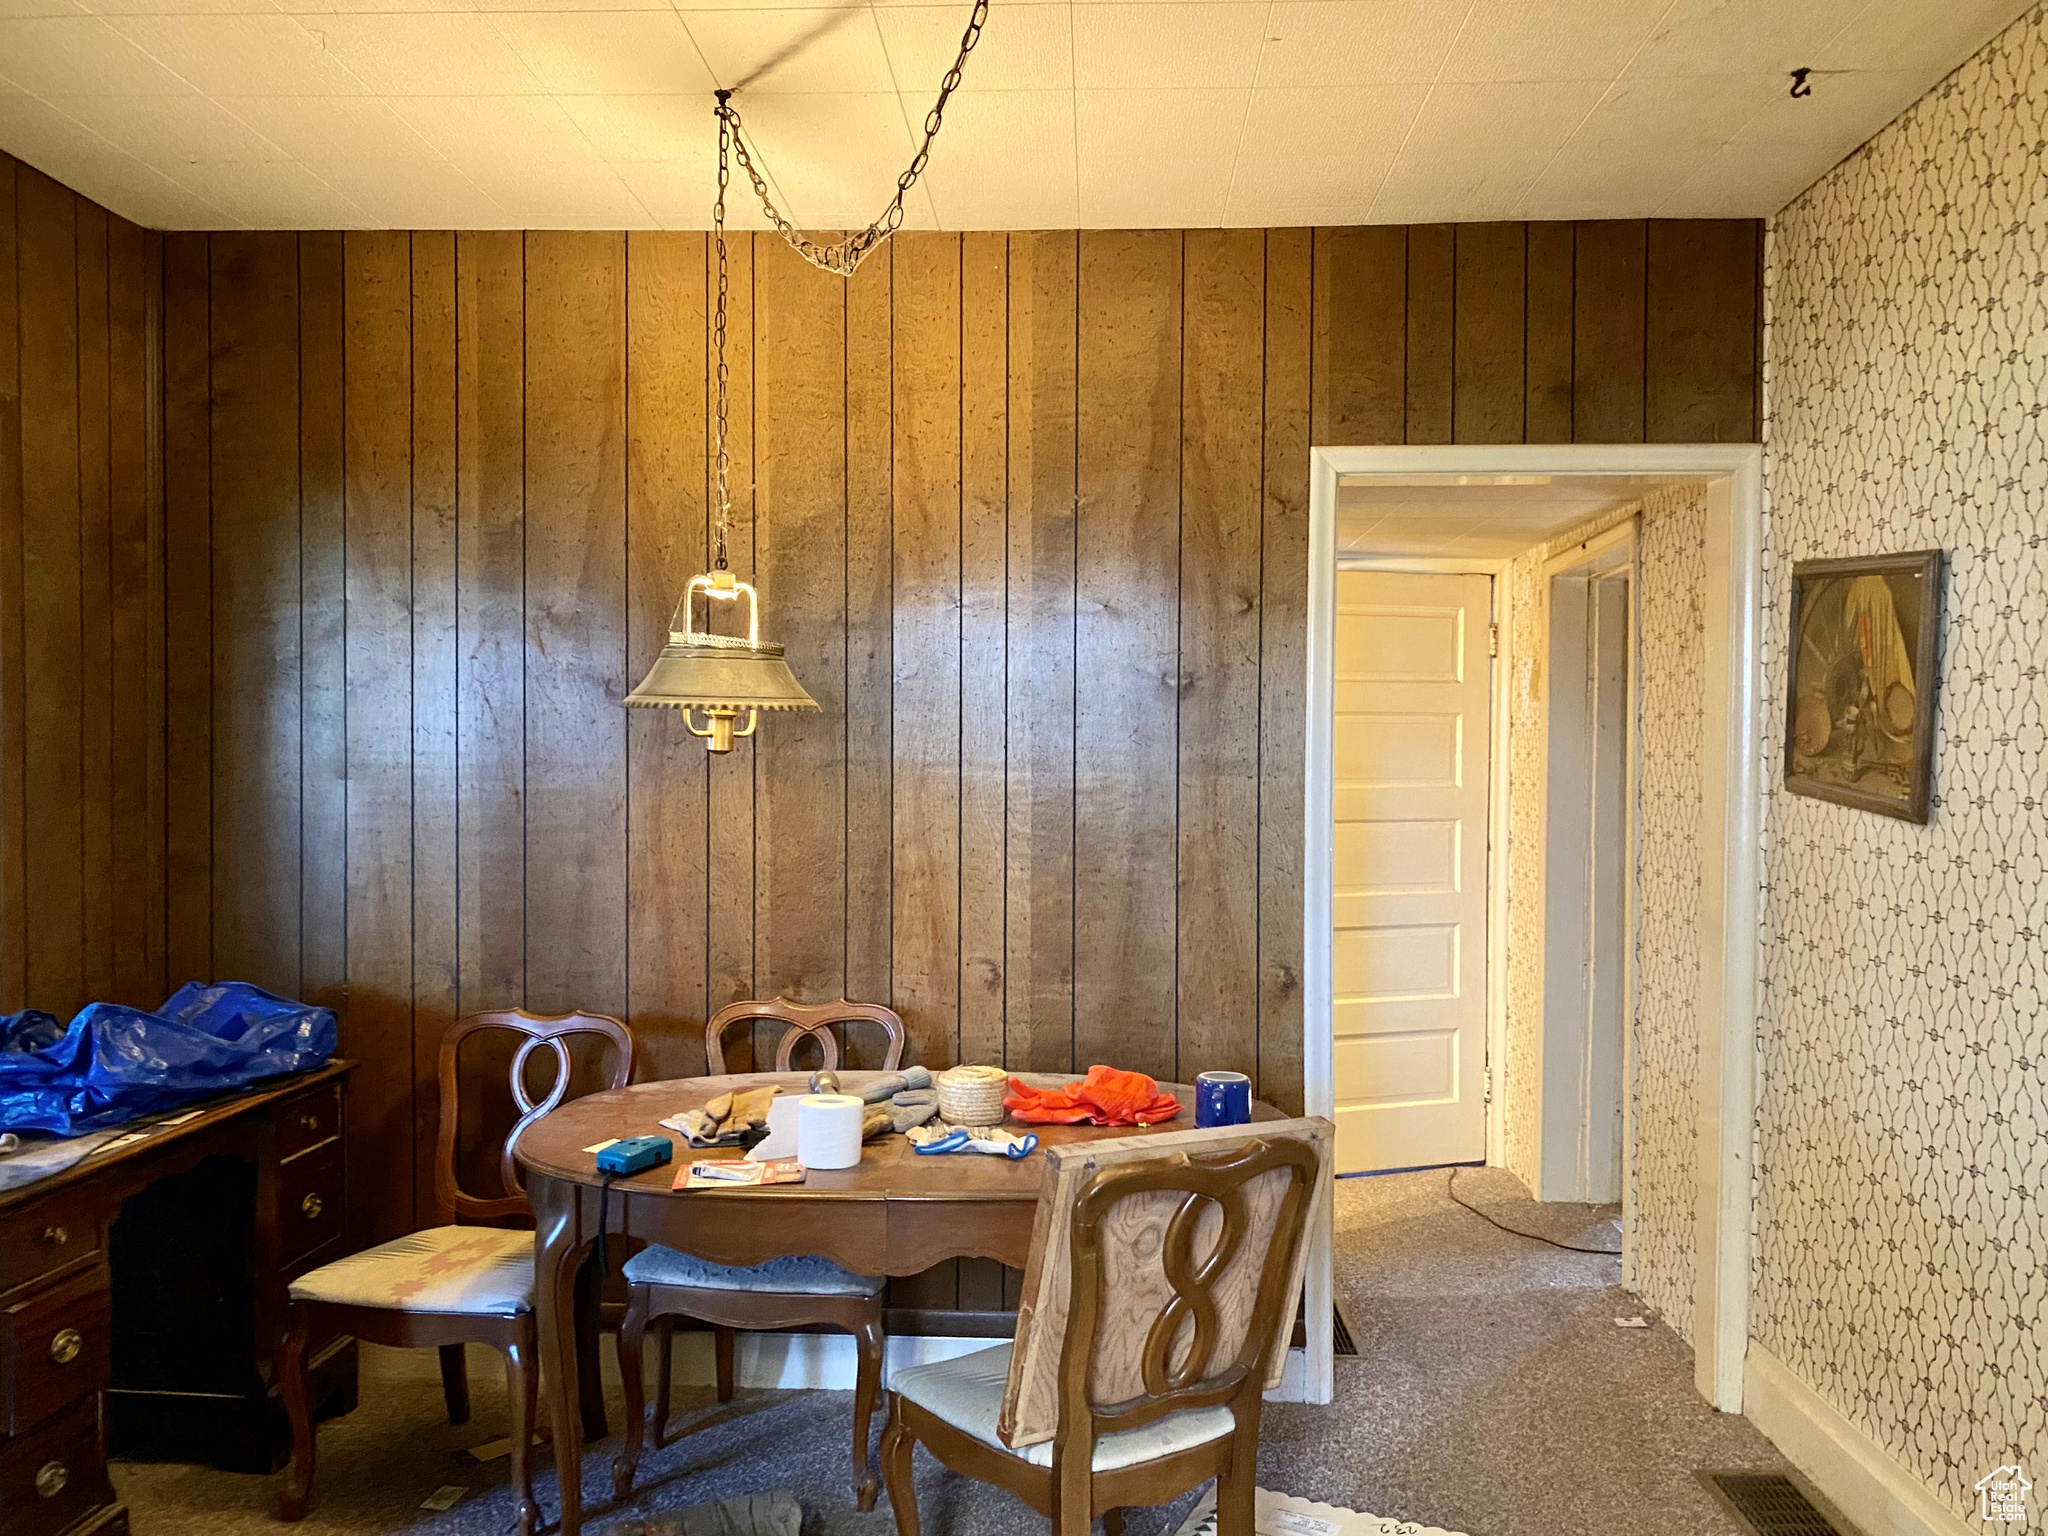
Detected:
left=1, top=1062, right=357, bottom=1536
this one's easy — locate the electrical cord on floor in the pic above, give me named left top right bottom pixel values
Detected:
left=1447, top=1167, right=1621, bottom=1255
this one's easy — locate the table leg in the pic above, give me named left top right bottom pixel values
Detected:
left=532, top=1176, right=588, bottom=1536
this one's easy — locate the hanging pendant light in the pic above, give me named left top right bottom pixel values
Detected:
left=624, top=2, right=988, bottom=751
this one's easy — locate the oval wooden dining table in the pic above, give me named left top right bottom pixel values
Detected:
left=516, top=1070, right=1282, bottom=1536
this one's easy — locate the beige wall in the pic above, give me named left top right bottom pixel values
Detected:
left=1756, top=2, right=2048, bottom=1518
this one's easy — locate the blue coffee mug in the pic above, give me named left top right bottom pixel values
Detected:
left=1194, top=1070, right=1252, bottom=1128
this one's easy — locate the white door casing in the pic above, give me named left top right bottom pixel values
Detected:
left=1331, top=570, right=1492, bottom=1174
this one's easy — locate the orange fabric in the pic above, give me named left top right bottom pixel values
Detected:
left=1005, top=1065, right=1181, bottom=1127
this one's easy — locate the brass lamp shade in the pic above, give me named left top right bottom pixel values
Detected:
left=624, top=638, right=819, bottom=715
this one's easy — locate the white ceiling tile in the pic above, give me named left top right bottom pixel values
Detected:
left=916, top=86, right=1076, bottom=227
left=0, top=88, right=136, bottom=175
left=169, top=154, right=366, bottom=222
left=1435, top=0, right=1663, bottom=82
left=304, top=14, right=544, bottom=93
left=1371, top=79, right=1607, bottom=220
left=390, top=94, right=596, bottom=162
left=0, top=15, right=199, bottom=93
left=1075, top=86, right=1242, bottom=224
left=1255, top=0, right=1477, bottom=88
left=874, top=3, right=1071, bottom=93
left=107, top=13, right=367, bottom=93
left=279, top=0, right=474, bottom=13
left=76, top=0, right=273, bottom=14
left=212, top=89, right=425, bottom=157
left=1519, top=72, right=1781, bottom=209
left=473, top=0, right=667, bottom=12
left=49, top=88, right=286, bottom=162
left=0, top=0, right=85, bottom=15
left=1623, top=0, right=1869, bottom=78
left=1227, top=84, right=1424, bottom=218
left=1072, top=3, right=1268, bottom=89
left=489, top=12, right=716, bottom=95
left=554, top=91, right=717, bottom=161
left=719, top=91, right=916, bottom=224
left=460, top=157, right=649, bottom=224
left=1816, top=0, right=2030, bottom=71
left=679, top=9, right=895, bottom=93
left=305, top=153, right=506, bottom=225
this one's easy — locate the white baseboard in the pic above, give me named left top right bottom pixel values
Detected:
left=1743, top=1345, right=1975, bottom=1536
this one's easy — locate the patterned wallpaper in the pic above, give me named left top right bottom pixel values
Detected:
left=1756, top=2, right=2048, bottom=1518
left=1498, top=484, right=1709, bottom=1349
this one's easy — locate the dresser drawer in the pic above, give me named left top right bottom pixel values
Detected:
left=0, top=1394, right=111, bottom=1536
left=3, top=1267, right=111, bottom=1437
left=276, top=1082, right=342, bottom=1164
left=0, top=1200, right=100, bottom=1298
left=278, top=1140, right=344, bottom=1266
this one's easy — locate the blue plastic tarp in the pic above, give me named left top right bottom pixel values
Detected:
left=0, top=982, right=336, bottom=1136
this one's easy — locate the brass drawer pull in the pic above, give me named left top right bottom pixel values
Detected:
left=300, top=1193, right=324, bottom=1221
left=299, top=1111, right=322, bottom=1132
left=49, top=1328, right=83, bottom=1366
left=41, top=1224, right=68, bottom=1247
left=36, top=1461, right=68, bottom=1499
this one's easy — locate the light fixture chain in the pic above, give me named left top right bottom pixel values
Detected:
left=714, top=0, right=988, bottom=279
left=711, top=96, right=732, bottom=572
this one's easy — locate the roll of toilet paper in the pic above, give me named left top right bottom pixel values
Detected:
left=796, top=1094, right=866, bottom=1170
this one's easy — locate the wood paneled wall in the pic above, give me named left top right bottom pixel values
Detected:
left=9, top=194, right=1760, bottom=1284
left=0, top=154, right=166, bottom=1022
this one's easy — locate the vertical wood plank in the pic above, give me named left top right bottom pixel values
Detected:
left=107, top=217, right=156, bottom=1005
left=844, top=248, right=893, bottom=1011
left=1178, top=228, right=1263, bottom=1083
left=209, top=232, right=302, bottom=995
left=300, top=232, right=346, bottom=1014
left=524, top=232, right=628, bottom=1017
left=753, top=238, right=848, bottom=1016
left=1311, top=226, right=1404, bottom=446
left=344, top=230, right=416, bottom=1248
left=142, top=227, right=166, bottom=1000
left=1259, top=227, right=1312, bottom=1116
left=1404, top=223, right=1453, bottom=444
left=892, top=232, right=963, bottom=1070
left=959, top=230, right=1007, bottom=1073
left=1073, top=229, right=1179, bottom=1082
left=18, top=170, right=83, bottom=1015
left=1003, top=231, right=1076, bottom=1077
left=1573, top=220, right=1646, bottom=443
left=163, top=232, right=210, bottom=991
left=707, top=235, right=757, bottom=1023
left=1646, top=219, right=1758, bottom=443
left=455, top=231, right=527, bottom=1018
left=1453, top=223, right=1526, bottom=444
left=625, top=231, right=710, bottom=1081
left=1524, top=221, right=1574, bottom=444
left=411, top=231, right=459, bottom=1224
left=0, top=157, right=23, bottom=1012
left=75, top=201, right=112, bottom=1005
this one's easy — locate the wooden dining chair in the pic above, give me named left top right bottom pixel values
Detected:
left=273, top=1009, right=636, bottom=1536
left=877, top=1117, right=1332, bottom=1536
left=611, top=997, right=905, bottom=1512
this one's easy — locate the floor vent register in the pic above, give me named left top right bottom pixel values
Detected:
left=1700, top=1473, right=1851, bottom=1536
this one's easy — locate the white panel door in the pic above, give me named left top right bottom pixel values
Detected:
left=1332, top=570, right=1492, bottom=1173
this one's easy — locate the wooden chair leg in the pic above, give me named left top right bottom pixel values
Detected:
left=504, top=1333, right=541, bottom=1536
left=879, top=1396, right=919, bottom=1536
left=651, top=1317, right=676, bottom=1450
left=438, top=1343, right=471, bottom=1426
left=713, top=1324, right=736, bottom=1404
left=849, top=1310, right=884, bottom=1511
left=273, top=1302, right=315, bottom=1521
left=1214, top=1426, right=1258, bottom=1536
left=612, top=1291, right=651, bottom=1500
left=1102, top=1510, right=1125, bottom=1536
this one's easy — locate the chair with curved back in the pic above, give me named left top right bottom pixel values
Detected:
left=274, top=1009, right=636, bottom=1536
left=612, top=996, right=906, bottom=1511
left=878, top=1117, right=1332, bottom=1536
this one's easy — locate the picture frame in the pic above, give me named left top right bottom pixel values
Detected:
left=1783, top=550, right=1944, bottom=823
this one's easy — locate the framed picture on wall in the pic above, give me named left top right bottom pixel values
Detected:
left=1784, top=550, right=1945, bottom=822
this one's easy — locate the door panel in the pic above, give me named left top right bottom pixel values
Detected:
left=1332, top=571, right=1492, bottom=1173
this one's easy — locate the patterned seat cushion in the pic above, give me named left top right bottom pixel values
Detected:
left=621, top=1247, right=883, bottom=1298
left=890, top=1343, right=1236, bottom=1471
left=289, top=1225, right=533, bottom=1316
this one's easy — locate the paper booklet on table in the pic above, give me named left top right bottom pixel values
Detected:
left=675, top=1157, right=805, bottom=1190
left=1170, top=1488, right=1471, bottom=1536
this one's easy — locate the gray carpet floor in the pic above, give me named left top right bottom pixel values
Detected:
left=113, top=1167, right=1787, bottom=1536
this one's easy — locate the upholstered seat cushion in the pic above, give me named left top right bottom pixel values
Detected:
left=621, top=1247, right=884, bottom=1298
left=288, top=1225, right=533, bottom=1316
left=890, top=1344, right=1235, bottom=1471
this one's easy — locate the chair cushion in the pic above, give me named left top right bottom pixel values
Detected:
left=288, top=1225, right=533, bottom=1317
left=621, top=1247, right=884, bottom=1298
left=890, top=1344, right=1236, bottom=1471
